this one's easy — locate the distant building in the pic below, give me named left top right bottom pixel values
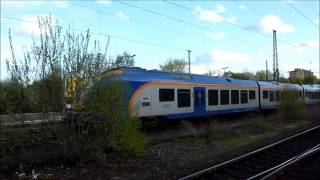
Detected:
left=289, top=68, right=313, bottom=79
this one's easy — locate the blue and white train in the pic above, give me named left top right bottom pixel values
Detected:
left=96, top=67, right=320, bottom=120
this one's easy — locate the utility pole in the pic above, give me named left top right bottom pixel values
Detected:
left=187, top=50, right=191, bottom=74
left=273, top=30, right=279, bottom=81
left=266, top=60, right=268, bottom=81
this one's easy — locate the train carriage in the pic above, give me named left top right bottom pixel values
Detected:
left=302, top=84, right=320, bottom=104
left=98, top=68, right=260, bottom=120
left=95, top=67, right=319, bottom=121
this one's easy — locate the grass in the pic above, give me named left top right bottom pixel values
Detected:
left=216, top=132, right=276, bottom=151
left=167, top=110, right=313, bottom=152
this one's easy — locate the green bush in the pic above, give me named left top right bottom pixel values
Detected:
left=85, top=79, right=146, bottom=154
left=277, top=89, right=305, bottom=121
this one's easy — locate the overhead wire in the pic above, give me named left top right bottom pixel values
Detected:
left=1, top=16, right=186, bottom=52
left=234, top=0, right=315, bottom=43
left=305, top=0, right=319, bottom=15
left=161, top=0, right=298, bottom=45
left=285, top=0, right=319, bottom=28
left=115, top=0, right=269, bottom=49
left=70, top=1, right=276, bottom=56
left=69, top=2, right=192, bottom=37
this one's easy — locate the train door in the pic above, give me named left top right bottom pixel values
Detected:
left=194, top=87, right=206, bottom=114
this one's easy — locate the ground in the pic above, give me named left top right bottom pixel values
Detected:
left=1, top=105, right=319, bottom=179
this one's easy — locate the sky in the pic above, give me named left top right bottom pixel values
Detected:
left=1, top=0, right=319, bottom=80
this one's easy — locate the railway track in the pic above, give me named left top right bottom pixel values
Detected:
left=179, top=125, right=320, bottom=180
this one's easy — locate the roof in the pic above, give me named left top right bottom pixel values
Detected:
left=257, top=81, right=303, bottom=90
left=99, top=68, right=320, bottom=90
left=100, top=67, right=258, bottom=86
left=301, top=84, right=320, bottom=91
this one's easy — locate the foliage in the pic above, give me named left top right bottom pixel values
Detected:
left=113, top=51, right=135, bottom=68
left=85, top=80, right=145, bottom=154
left=0, top=79, right=31, bottom=114
left=2, top=15, right=145, bottom=170
left=159, top=58, right=187, bottom=73
left=289, top=74, right=317, bottom=84
left=241, top=115, right=276, bottom=134
left=303, top=74, right=317, bottom=84
left=255, top=70, right=267, bottom=81
left=225, top=71, right=254, bottom=80
left=278, top=77, right=289, bottom=83
left=277, top=87, right=305, bottom=120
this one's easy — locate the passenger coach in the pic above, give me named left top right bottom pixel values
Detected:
left=95, top=67, right=320, bottom=121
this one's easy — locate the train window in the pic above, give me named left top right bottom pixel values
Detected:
left=208, top=90, right=219, bottom=106
left=231, top=90, right=239, bottom=104
left=311, top=92, right=315, bottom=99
left=177, top=89, right=191, bottom=107
left=249, top=90, right=256, bottom=100
left=275, top=91, right=280, bottom=101
left=299, top=91, right=302, bottom=97
left=220, top=90, right=230, bottom=105
left=269, top=91, right=275, bottom=102
left=263, top=91, right=268, bottom=99
left=240, top=90, right=248, bottom=104
left=306, top=92, right=309, bottom=98
left=159, top=89, right=174, bottom=102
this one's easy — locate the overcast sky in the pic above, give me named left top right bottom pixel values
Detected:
left=1, top=0, right=319, bottom=80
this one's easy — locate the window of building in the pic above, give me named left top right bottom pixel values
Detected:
left=220, top=90, right=230, bottom=105
left=249, top=90, right=256, bottom=100
left=269, top=91, right=275, bottom=102
left=177, top=89, right=191, bottom=107
left=241, top=90, right=248, bottom=104
left=159, top=89, right=174, bottom=102
left=275, top=91, right=280, bottom=101
left=231, top=90, right=239, bottom=104
left=263, top=91, right=269, bottom=99
left=208, top=90, right=218, bottom=106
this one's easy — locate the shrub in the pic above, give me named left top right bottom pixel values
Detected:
left=2, top=15, right=145, bottom=170
left=277, top=88, right=305, bottom=121
left=85, top=79, right=146, bottom=154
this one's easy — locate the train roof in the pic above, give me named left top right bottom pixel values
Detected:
left=301, top=84, right=320, bottom=91
left=99, top=67, right=319, bottom=90
left=257, top=81, right=303, bottom=90
left=100, top=67, right=258, bottom=86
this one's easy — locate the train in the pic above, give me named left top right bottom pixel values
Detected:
left=94, top=67, right=320, bottom=121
